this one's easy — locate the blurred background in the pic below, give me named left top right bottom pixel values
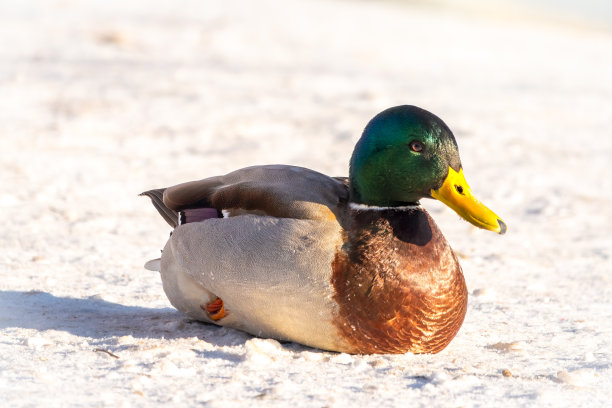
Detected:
left=409, top=0, right=612, bottom=29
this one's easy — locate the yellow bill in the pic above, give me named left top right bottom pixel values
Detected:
left=431, top=167, right=507, bottom=234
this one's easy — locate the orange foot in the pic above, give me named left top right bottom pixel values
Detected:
left=202, top=297, right=226, bottom=320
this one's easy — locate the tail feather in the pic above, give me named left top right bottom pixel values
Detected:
left=144, top=258, right=161, bottom=272
left=140, top=188, right=179, bottom=228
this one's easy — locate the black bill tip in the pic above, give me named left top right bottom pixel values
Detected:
left=497, top=219, right=507, bottom=235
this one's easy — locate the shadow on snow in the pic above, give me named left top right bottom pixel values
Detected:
left=0, top=290, right=252, bottom=348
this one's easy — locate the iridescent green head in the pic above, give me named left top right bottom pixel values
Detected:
left=349, top=105, right=506, bottom=234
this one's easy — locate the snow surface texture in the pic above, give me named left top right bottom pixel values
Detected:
left=1, top=0, right=611, bottom=406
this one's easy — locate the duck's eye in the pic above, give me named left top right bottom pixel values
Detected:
left=409, top=141, right=423, bottom=153
left=455, top=185, right=464, bottom=195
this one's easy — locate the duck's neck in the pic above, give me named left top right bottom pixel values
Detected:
left=346, top=205, right=435, bottom=248
left=348, top=190, right=422, bottom=208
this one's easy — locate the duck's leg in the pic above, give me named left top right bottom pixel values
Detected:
left=202, top=297, right=226, bottom=320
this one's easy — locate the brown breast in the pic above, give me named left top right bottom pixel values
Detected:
left=331, top=207, right=468, bottom=354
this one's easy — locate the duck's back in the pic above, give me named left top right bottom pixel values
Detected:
left=162, top=165, right=349, bottom=223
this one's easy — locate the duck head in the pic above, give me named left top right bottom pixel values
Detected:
left=349, top=105, right=506, bottom=234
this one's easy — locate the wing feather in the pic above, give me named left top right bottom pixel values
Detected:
left=150, top=165, right=349, bottom=222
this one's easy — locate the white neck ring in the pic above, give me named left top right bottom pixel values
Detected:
left=349, top=202, right=422, bottom=211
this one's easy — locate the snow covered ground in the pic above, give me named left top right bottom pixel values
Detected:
left=1, top=0, right=611, bottom=406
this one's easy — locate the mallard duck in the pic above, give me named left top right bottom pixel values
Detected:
left=142, top=105, right=506, bottom=354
